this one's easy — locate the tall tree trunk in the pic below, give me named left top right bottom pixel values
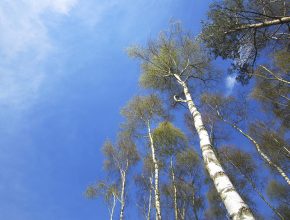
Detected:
left=221, top=117, right=290, bottom=185
left=147, top=175, right=153, bottom=220
left=110, top=195, right=116, bottom=220
left=119, top=170, right=127, bottom=220
left=191, top=186, right=199, bottom=220
left=170, top=158, right=178, bottom=220
left=174, top=74, right=255, bottom=220
left=147, top=120, right=162, bottom=220
left=181, top=205, right=185, bottom=220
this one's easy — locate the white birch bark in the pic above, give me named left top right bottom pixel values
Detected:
left=174, top=74, right=255, bottom=220
left=181, top=206, right=185, bottom=220
left=147, top=176, right=153, bottom=220
left=226, top=16, right=290, bottom=33
left=110, top=195, right=116, bottom=220
left=170, top=158, right=178, bottom=220
left=258, top=65, right=290, bottom=85
left=119, top=170, right=127, bottom=220
left=147, top=120, right=162, bottom=220
left=222, top=118, right=290, bottom=186
left=224, top=153, right=285, bottom=220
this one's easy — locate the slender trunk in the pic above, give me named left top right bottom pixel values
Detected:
left=119, top=170, right=127, bottom=220
left=192, top=191, right=199, bottom=220
left=110, top=195, right=116, bottom=220
left=225, top=16, right=290, bottom=33
left=259, top=65, right=290, bottom=85
left=147, top=120, right=162, bottom=220
left=170, top=158, right=178, bottom=220
left=222, top=118, right=290, bottom=185
left=147, top=175, right=153, bottom=220
left=225, top=154, right=285, bottom=220
left=174, top=74, right=255, bottom=220
left=181, top=206, right=185, bottom=220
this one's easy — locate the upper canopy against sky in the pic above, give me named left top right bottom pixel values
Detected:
left=0, top=1, right=214, bottom=219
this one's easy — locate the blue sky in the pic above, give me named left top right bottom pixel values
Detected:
left=0, top=1, right=220, bottom=220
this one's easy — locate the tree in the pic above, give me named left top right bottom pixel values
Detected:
left=153, top=121, right=187, bottom=220
left=201, top=0, right=289, bottom=83
left=252, top=49, right=290, bottom=85
left=251, top=49, right=290, bottom=129
left=122, top=94, right=165, bottom=220
left=219, top=146, right=285, bottom=220
left=102, top=132, right=139, bottom=220
left=249, top=122, right=289, bottom=183
left=85, top=181, right=119, bottom=220
left=205, top=182, right=228, bottom=220
left=267, top=180, right=290, bottom=219
left=135, top=155, right=154, bottom=220
left=128, top=24, right=254, bottom=219
left=201, top=93, right=290, bottom=185
left=153, top=121, right=203, bottom=220
left=175, top=148, right=204, bottom=220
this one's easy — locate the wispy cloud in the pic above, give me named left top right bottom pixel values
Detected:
left=0, top=0, right=78, bottom=58
left=225, top=75, right=236, bottom=95
left=0, top=0, right=78, bottom=109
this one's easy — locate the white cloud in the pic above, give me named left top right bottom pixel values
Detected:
left=0, top=0, right=119, bottom=109
left=0, top=0, right=78, bottom=109
left=225, top=75, right=236, bottom=95
left=0, top=0, right=78, bottom=59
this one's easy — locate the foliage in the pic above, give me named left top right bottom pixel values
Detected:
left=128, top=23, right=213, bottom=99
left=201, top=0, right=289, bottom=83
left=153, top=121, right=188, bottom=156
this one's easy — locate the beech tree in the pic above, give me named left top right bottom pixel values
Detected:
left=201, top=0, right=290, bottom=83
left=128, top=25, right=254, bottom=219
left=122, top=95, right=165, bottom=220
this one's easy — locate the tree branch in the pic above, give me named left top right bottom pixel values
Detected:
left=173, top=95, right=187, bottom=103
left=225, top=16, right=290, bottom=34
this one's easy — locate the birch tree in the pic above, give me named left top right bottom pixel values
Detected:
left=252, top=49, right=290, bottom=85
left=135, top=155, right=155, bottom=220
left=175, top=148, right=204, bottom=220
left=102, top=133, right=139, bottom=220
left=153, top=121, right=187, bottom=220
left=267, top=180, right=290, bottom=219
left=219, top=146, right=285, bottom=220
left=85, top=182, right=119, bottom=220
left=251, top=49, right=290, bottom=129
left=249, top=122, right=290, bottom=183
left=153, top=121, right=203, bottom=220
left=122, top=95, right=165, bottom=220
left=201, top=93, right=290, bottom=185
left=128, top=25, right=254, bottom=220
